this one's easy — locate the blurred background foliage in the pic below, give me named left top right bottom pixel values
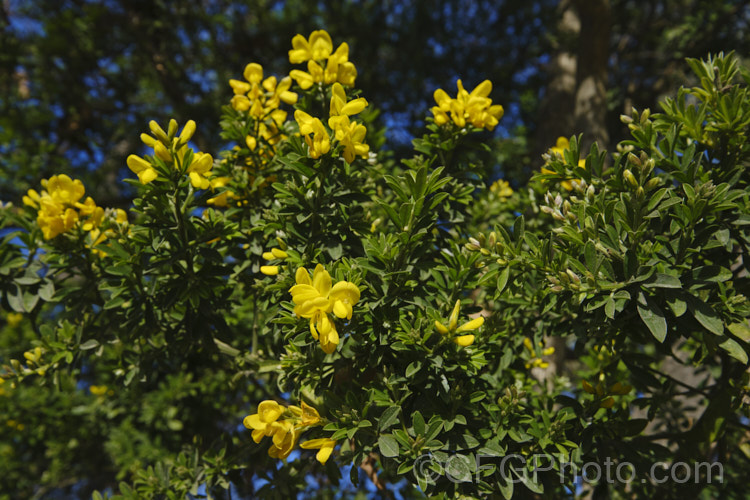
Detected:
left=2, top=0, right=747, bottom=204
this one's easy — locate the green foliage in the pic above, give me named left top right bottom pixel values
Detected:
left=1, top=26, right=750, bottom=500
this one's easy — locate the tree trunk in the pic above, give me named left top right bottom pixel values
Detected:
left=533, top=0, right=579, bottom=160
left=573, top=0, right=611, bottom=153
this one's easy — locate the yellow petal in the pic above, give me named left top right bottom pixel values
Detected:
left=271, top=248, right=288, bottom=259
left=448, top=300, right=461, bottom=331
left=244, top=63, right=263, bottom=84
left=456, top=316, right=484, bottom=333
left=332, top=300, right=349, bottom=319
left=261, top=266, right=279, bottom=276
left=289, top=284, right=320, bottom=305
left=453, top=335, right=475, bottom=347
left=243, top=414, right=265, bottom=430
left=295, top=267, right=312, bottom=286
left=179, top=120, right=196, bottom=143
left=258, top=400, right=284, bottom=423
left=138, top=168, right=158, bottom=184
left=312, top=264, right=331, bottom=296
left=126, top=154, right=151, bottom=174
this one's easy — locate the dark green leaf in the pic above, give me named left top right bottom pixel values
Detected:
left=378, top=434, right=399, bottom=458
left=638, top=293, right=667, bottom=342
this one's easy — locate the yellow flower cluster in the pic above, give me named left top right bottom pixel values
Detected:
left=231, top=63, right=297, bottom=163
left=127, top=119, right=214, bottom=189
left=243, top=400, right=336, bottom=463
left=540, top=136, right=585, bottom=191
left=261, top=246, right=288, bottom=276
left=431, top=79, right=504, bottom=130
left=582, top=378, right=632, bottom=409
left=89, top=385, right=113, bottom=397
left=489, top=179, right=513, bottom=199
left=295, top=83, right=369, bottom=163
left=434, top=300, right=485, bottom=347
left=523, top=338, right=555, bottom=369
left=289, top=264, right=360, bottom=353
left=23, top=174, right=124, bottom=250
left=289, top=30, right=357, bottom=89
left=206, top=176, right=235, bottom=208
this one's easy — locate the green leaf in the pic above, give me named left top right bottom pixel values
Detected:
left=638, top=293, right=667, bottom=342
left=405, top=360, right=421, bottom=378
left=378, top=406, right=401, bottom=432
left=692, top=266, right=732, bottom=283
left=718, top=337, right=748, bottom=364
left=728, top=322, right=750, bottom=342
left=80, top=339, right=100, bottom=350
left=378, top=434, right=399, bottom=458
left=665, top=291, right=687, bottom=317
left=7, top=285, right=24, bottom=312
left=498, top=477, right=514, bottom=500
left=513, top=215, right=525, bottom=243
left=105, top=265, right=132, bottom=277
left=688, top=299, right=724, bottom=335
left=412, top=411, right=425, bottom=436
left=496, top=266, right=510, bottom=294
left=643, top=273, right=682, bottom=289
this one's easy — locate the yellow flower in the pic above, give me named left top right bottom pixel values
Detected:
left=25, top=175, right=105, bottom=240
left=489, top=179, right=513, bottom=199
left=289, top=30, right=333, bottom=63
left=300, top=438, right=337, bottom=464
left=263, top=248, right=288, bottom=260
left=261, top=266, right=279, bottom=276
left=328, top=83, right=368, bottom=127
left=244, top=399, right=327, bottom=460
left=582, top=378, right=632, bottom=408
left=541, top=137, right=585, bottom=191
left=329, top=281, right=360, bottom=320
left=207, top=177, right=234, bottom=207
left=434, top=299, right=484, bottom=347
left=244, top=400, right=285, bottom=444
left=523, top=338, right=555, bottom=369
left=186, top=152, right=214, bottom=189
left=127, top=155, right=159, bottom=184
left=289, top=264, right=359, bottom=353
left=89, top=385, right=108, bottom=397
left=6, top=313, right=23, bottom=328
left=332, top=116, right=369, bottom=163
left=288, top=30, right=358, bottom=88
left=268, top=420, right=298, bottom=459
left=295, top=110, right=330, bottom=159
left=431, top=79, right=504, bottom=130
left=45, top=174, right=85, bottom=205
left=23, top=347, right=43, bottom=366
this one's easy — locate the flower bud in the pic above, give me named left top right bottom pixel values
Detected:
left=644, top=178, right=661, bottom=191
left=566, top=269, right=581, bottom=283
left=178, top=120, right=197, bottom=144
left=149, top=120, right=169, bottom=144
left=586, top=185, right=596, bottom=202
left=627, top=152, right=641, bottom=167
left=168, top=118, right=178, bottom=139
left=623, top=169, right=638, bottom=188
